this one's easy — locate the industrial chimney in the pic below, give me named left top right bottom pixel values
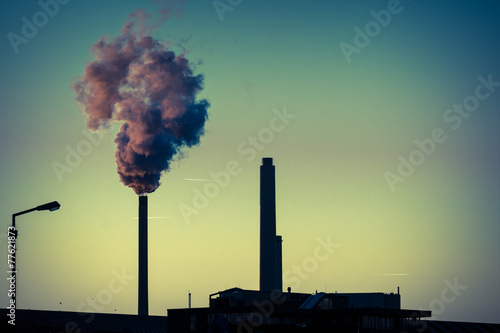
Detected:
left=260, top=157, right=282, bottom=292
left=276, top=235, right=283, bottom=291
left=138, top=196, right=148, bottom=315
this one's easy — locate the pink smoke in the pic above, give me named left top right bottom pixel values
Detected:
left=72, top=12, right=209, bottom=195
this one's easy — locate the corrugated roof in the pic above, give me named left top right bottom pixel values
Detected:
left=299, top=293, right=325, bottom=309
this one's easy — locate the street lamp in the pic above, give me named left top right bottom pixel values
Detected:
left=12, top=201, right=61, bottom=227
left=9, top=201, right=61, bottom=312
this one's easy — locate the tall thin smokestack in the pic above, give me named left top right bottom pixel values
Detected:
left=138, top=196, right=148, bottom=315
left=260, top=157, right=282, bottom=291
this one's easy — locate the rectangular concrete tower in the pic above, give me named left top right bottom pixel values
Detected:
left=260, top=157, right=282, bottom=292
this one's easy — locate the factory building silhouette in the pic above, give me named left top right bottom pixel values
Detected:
left=3, top=157, right=500, bottom=332
left=168, top=158, right=431, bottom=332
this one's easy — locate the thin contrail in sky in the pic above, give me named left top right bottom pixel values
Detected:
left=376, top=273, right=410, bottom=276
left=184, top=178, right=212, bottom=182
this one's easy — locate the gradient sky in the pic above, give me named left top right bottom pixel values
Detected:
left=1, top=0, right=499, bottom=323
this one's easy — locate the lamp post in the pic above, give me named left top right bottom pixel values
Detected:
left=9, top=201, right=61, bottom=311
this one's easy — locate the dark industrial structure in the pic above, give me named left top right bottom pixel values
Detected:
left=3, top=157, right=500, bottom=332
left=260, top=157, right=282, bottom=292
left=168, top=287, right=432, bottom=332
left=2, top=308, right=499, bottom=333
left=167, top=157, right=434, bottom=332
left=138, top=195, right=149, bottom=316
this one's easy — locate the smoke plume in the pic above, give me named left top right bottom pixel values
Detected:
left=72, top=8, right=209, bottom=195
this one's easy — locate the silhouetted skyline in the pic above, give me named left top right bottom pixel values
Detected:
left=1, top=0, right=500, bottom=325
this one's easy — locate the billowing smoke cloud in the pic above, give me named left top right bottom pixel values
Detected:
left=72, top=9, right=209, bottom=195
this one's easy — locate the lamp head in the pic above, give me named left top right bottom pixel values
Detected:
left=36, top=201, right=61, bottom=212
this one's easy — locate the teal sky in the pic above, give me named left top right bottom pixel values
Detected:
left=1, top=0, right=500, bottom=323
